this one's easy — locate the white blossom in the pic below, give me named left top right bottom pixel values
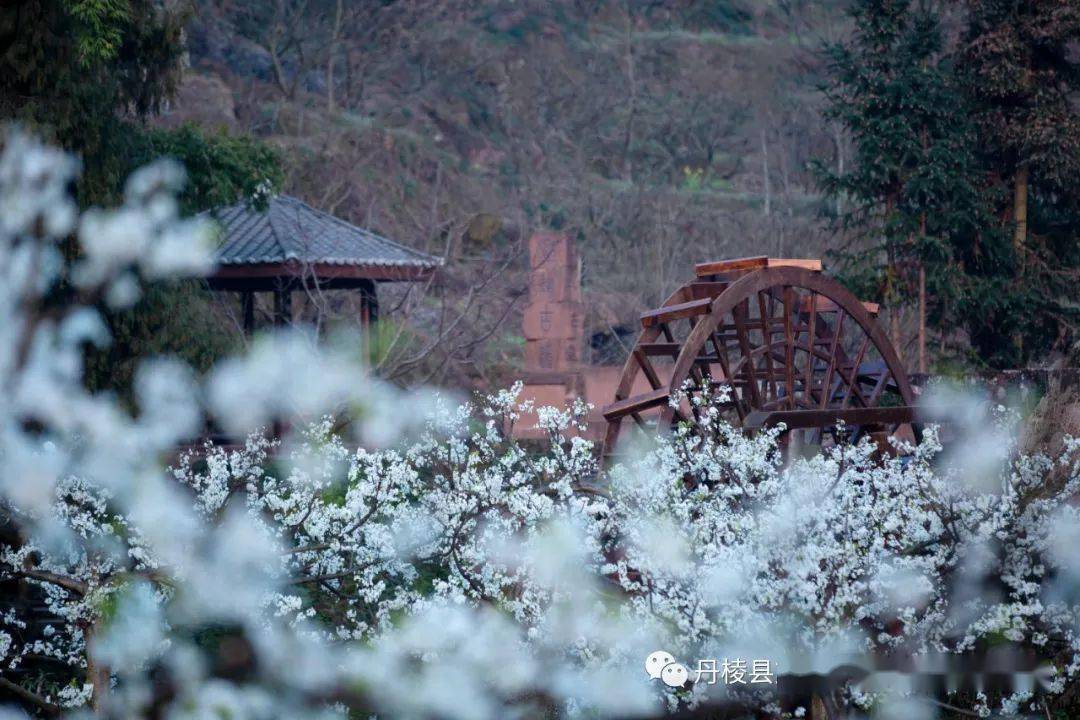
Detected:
left=1, top=131, right=1079, bottom=719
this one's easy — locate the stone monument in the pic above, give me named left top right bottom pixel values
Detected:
left=515, top=232, right=585, bottom=438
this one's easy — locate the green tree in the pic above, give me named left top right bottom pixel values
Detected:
left=0, top=0, right=187, bottom=203
left=132, top=123, right=283, bottom=215
left=816, top=0, right=987, bottom=370
left=1, top=0, right=282, bottom=397
left=1, top=0, right=281, bottom=206
left=956, top=0, right=1080, bottom=364
left=81, top=125, right=284, bottom=400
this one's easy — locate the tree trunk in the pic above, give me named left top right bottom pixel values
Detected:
left=940, top=262, right=949, bottom=356
left=1012, top=165, right=1028, bottom=360
left=270, top=42, right=290, bottom=98
left=621, top=1, right=637, bottom=182
left=327, top=0, right=343, bottom=112
left=918, top=212, right=927, bottom=373
left=891, top=307, right=902, bottom=359
left=885, top=224, right=901, bottom=362
left=761, top=125, right=771, bottom=217
left=833, top=123, right=845, bottom=216
left=87, top=621, right=109, bottom=711
left=918, top=262, right=926, bottom=373
left=1013, top=164, right=1028, bottom=265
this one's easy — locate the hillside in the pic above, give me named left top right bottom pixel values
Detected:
left=163, top=0, right=850, bottom=383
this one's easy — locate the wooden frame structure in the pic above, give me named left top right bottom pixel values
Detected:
left=202, top=195, right=440, bottom=333
left=206, top=264, right=420, bottom=332
left=600, top=256, right=920, bottom=461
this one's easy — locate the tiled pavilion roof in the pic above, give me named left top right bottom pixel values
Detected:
left=209, top=195, right=441, bottom=272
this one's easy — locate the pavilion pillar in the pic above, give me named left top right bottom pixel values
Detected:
left=241, top=291, right=255, bottom=334
left=273, top=288, right=292, bottom=326
left=359, top=279, right=378, bottom=329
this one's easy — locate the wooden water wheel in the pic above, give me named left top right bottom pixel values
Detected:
left=600, top=256, right=920, bottom=462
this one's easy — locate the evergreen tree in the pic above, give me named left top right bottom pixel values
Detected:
left=957, top=0, right=1080, bottom=365
left=816, top=0, right=986, bottom=370
left=818, top=0, right=1078, bottom=369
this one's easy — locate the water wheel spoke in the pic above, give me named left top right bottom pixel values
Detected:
left=866, top=367, right=894, bottom=407
left=709, top=331, right=746, bottom=421
left=640, top=298, right=713, bottom=328
left=638, top=341, right=681, bottom=357
left=602, top=388, right=671, bottom=421
left=840, top=336, right=872, bottom=408
left=819, top=312, right=845, bottom=410
left=632, top=348, right=664, bottom=390
left=732, top=300, right=763, bottom=407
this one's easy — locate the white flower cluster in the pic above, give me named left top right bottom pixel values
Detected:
left=1, top=132, right=1079, bottom=720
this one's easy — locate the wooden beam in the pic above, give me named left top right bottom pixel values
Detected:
left=601, top=388, right=670, bottom=420
left=633, top=348, right=663, bottom=389
left=687, top=281, right=731, bottom=300
left=208, top=260, right=437, bottom=285
left=694, top=256, right=768, bottom=276
left=799, top=295, right=879, bottom=316
left=694, top=257, right=822, bottom=278
left=743, top=406, right=918, bottom=432
left=767, top=258, right=822, bottom=271
left=640, top=298, right=713, bottom=328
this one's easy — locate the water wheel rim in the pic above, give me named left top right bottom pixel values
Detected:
left=603, top=266, right=918, bottom=458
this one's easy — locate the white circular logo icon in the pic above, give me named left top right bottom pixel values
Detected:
left=660, top=662, right=690, bottom=688
left=644, top=650, right=676, bottom=680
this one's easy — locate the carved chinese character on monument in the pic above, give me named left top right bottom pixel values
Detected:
left=539, top=307, right=554, bottom=334
left=539, top=342, right=555, bottom=370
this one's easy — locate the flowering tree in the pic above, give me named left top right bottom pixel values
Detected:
left=1, top=131, right=1079, bottom=719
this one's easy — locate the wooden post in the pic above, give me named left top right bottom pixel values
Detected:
left=359, top=280, right=378, bottom=363
left=273, top=288, right=292, bottom=326
left=242, top=291, right=254, bottom=334
left=364, top=279, right=379, bottom=324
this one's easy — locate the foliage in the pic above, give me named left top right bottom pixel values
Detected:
left=958, top=0, right=1080, bottom=199
left=0, top=0, right=281, bottom=208
left=817, top=0, right=1080, bottom=368
left=955, top=0, right=1080, bottom=365
left=817, top=0, right=987, bottom=358
left=3, top=135, right=1080, bottom=718
left=64, top=0, right=131, bottom=65
left=0, top=0, right=188, bottom=204
left=128, top=124, right=283, bottom=215
left=82, top=280, right=238, bottom=402
left=1, top=1, right=283, bottom=396
left=68, top=121, right=282, bottom=397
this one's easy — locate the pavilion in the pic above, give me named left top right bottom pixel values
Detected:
left=203, top=195, right=441, bottom=332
